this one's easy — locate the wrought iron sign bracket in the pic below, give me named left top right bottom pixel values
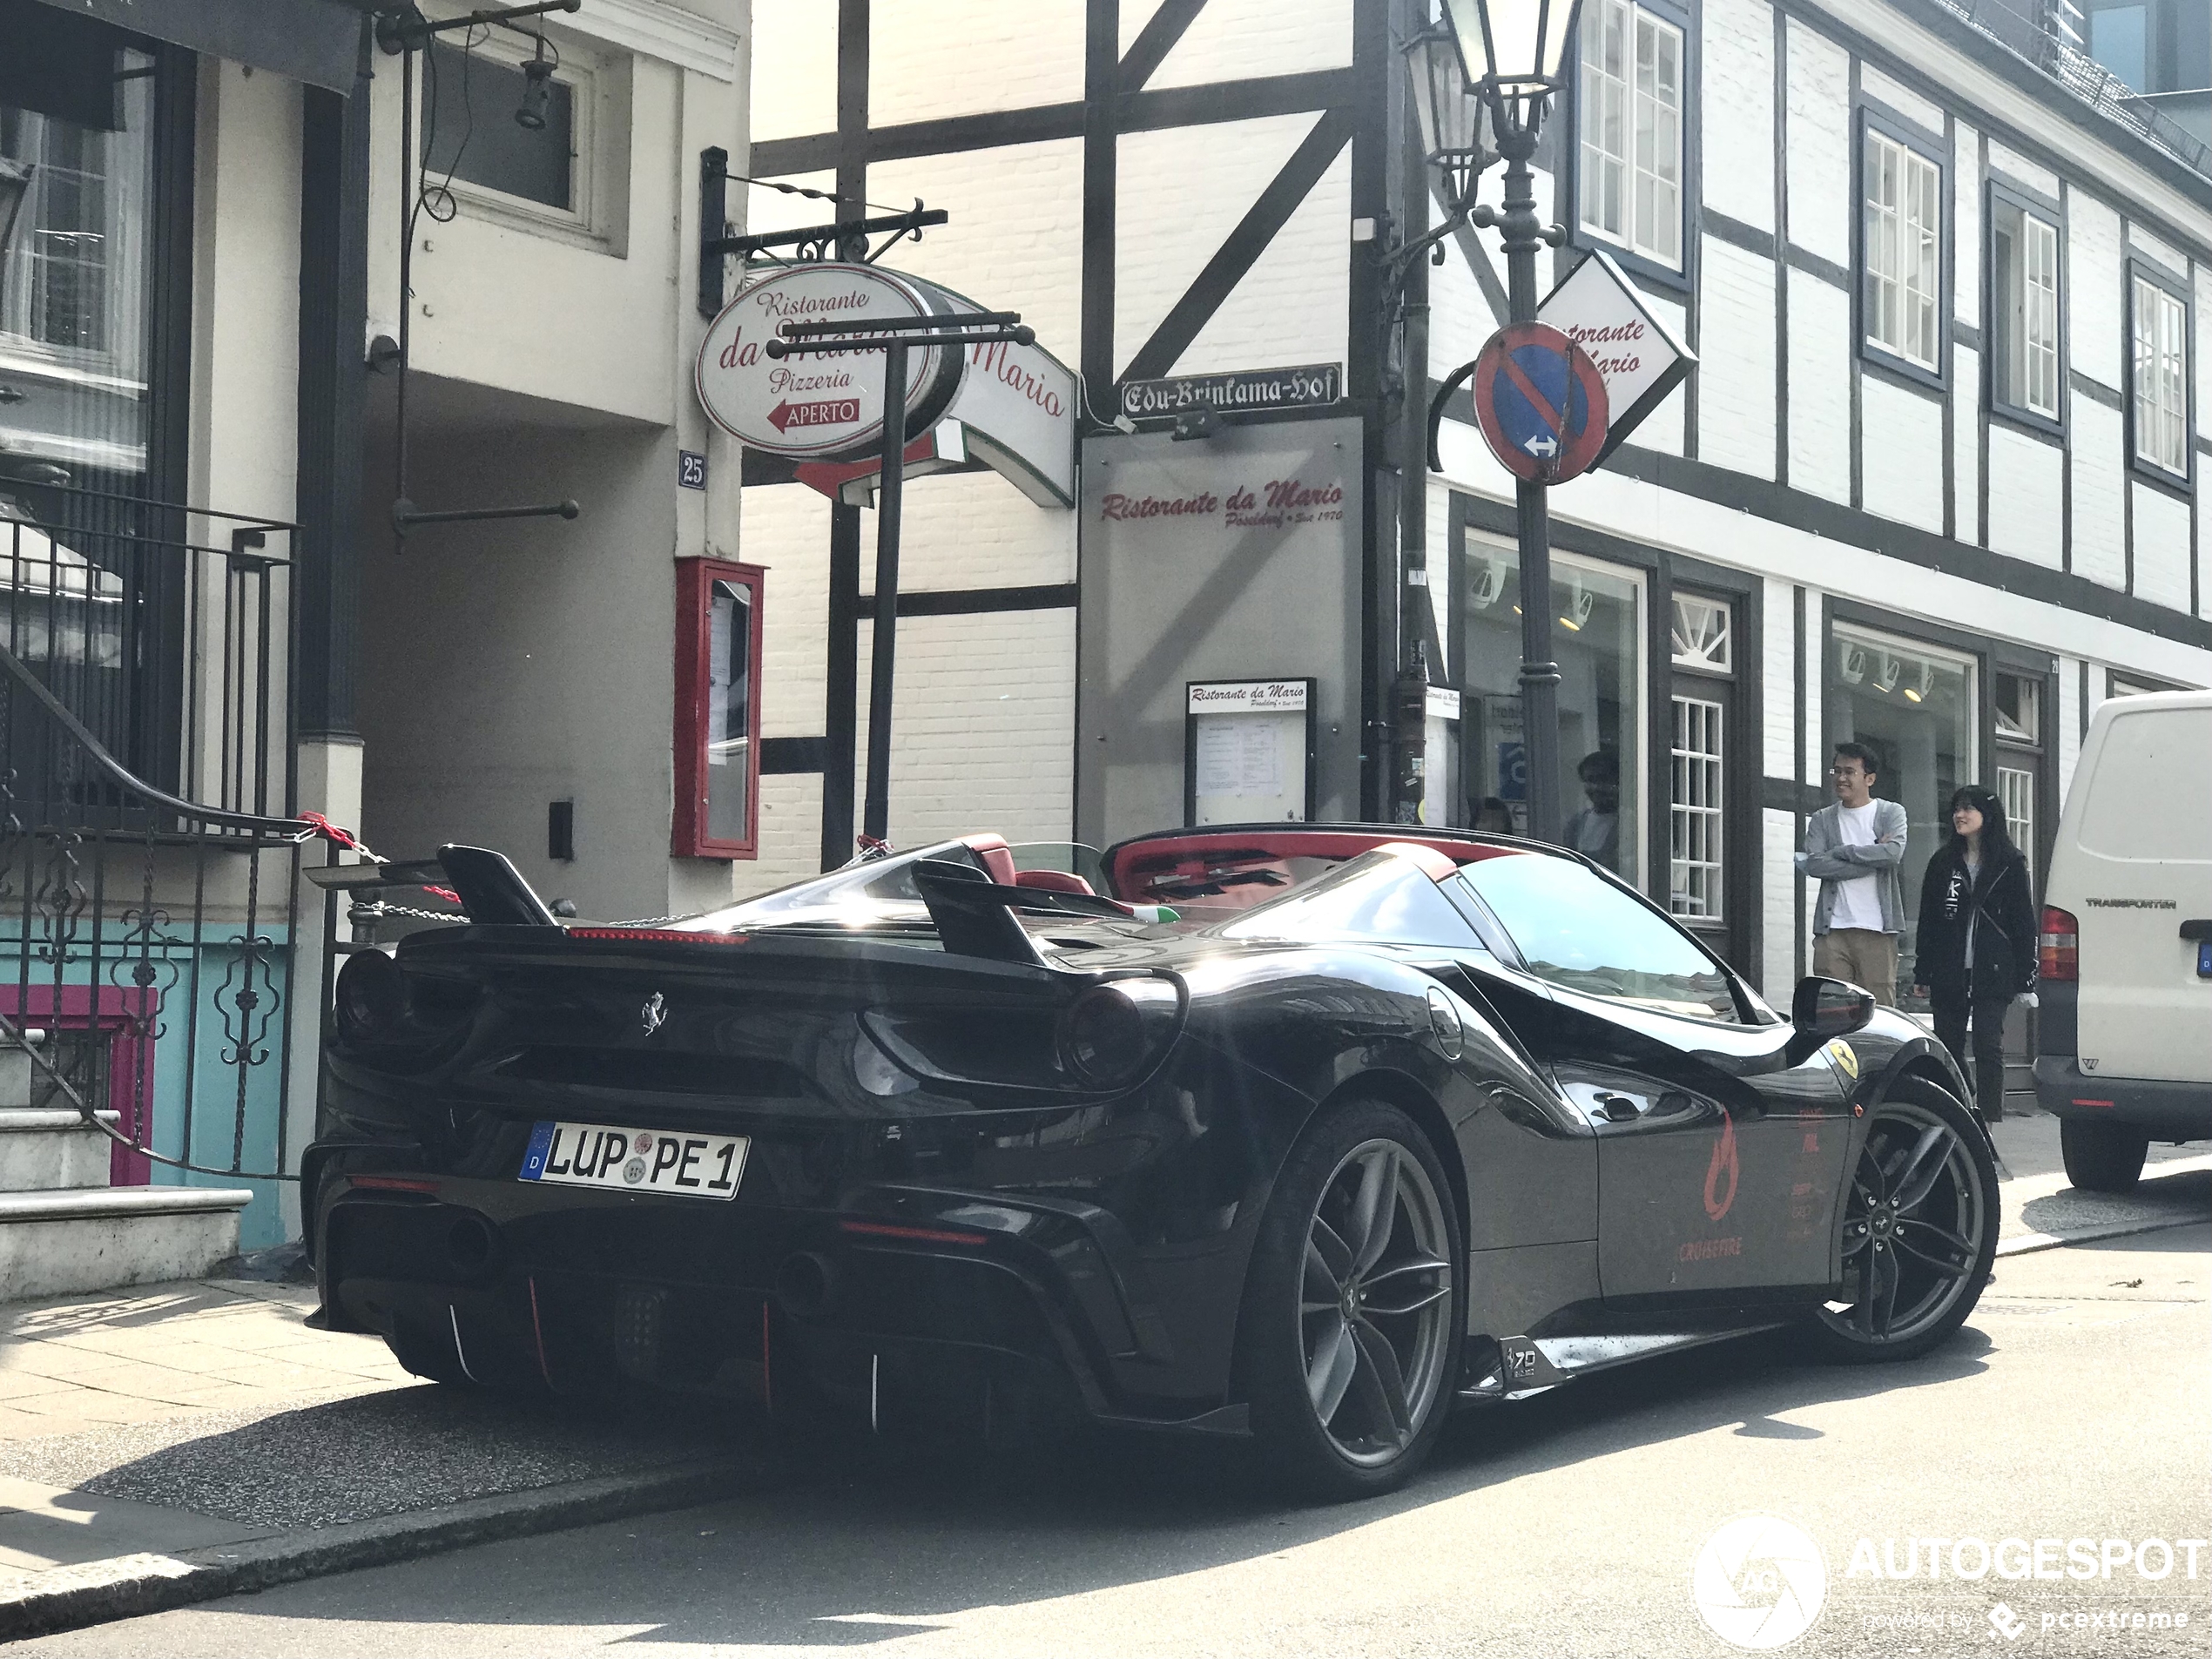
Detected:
left=697, top=148, right=948, bottom=317
left=374, top=0, right=580, bottom=56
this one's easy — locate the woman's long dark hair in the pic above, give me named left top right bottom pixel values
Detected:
left=1946, top=786, right=2020, bottom=865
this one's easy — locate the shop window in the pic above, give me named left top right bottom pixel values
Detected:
left=672, top=558, right=763, bottom=860
left=2128, top=266, right=2190, bottom=482
left=1670, top=693, right=1723, bottom=921
left=1860, top=119, right=1944, bottom=380
left=1458, top=536, right=1645, bottom=888
left=0, top=20, right=158, bottom=490
left=1828, top=621, right=1978, bottom=974
left=1578, top=0, right=1686, bottom=272
left=1988, top=189, right=2061, bottom=427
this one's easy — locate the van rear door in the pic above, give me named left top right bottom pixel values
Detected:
left=2065, top=698, right=2212, bottom=1086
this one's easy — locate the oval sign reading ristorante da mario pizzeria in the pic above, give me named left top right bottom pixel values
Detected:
left=695, top=264, right=958, bottom=461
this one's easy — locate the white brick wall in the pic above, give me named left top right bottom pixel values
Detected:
left=1697, top=239, right=1777, bottom=478
left=746, top=773, right=826, bottom=900
left=1858, top=63, right=1944, bottom=137
left=1787, top=272, right=1851, bottom=502
left=1785, top=24, right=1852, bottom=271
left=2056, top=658, right=2081, bottom=804
left=2126, top=220, right=2188, bottom=283
left=1986, top=140, right=2059, bottom=202
left=1799, top=587, right=1824, bottom=790
left=1762, top=576, right=1796, bottom=778
left=1116, top=112, right=1321, bottom=378
left=2070, top=401, right=2128, bottom=590
left=2133, top=482, right=2193, bottom=612
left=872, top=2, right=1084, bottom=127
left=1986, top=426, right=2065, bottom=569
left=1952, top=346, right=1979, bottom=540
left=1702, top=0, right=1775, bottom=233
left=1763, top=808, right=1799, bottom=1001
left=1179, top=149, right=1350, bottom=376
left=851, top=609, right=1077, bottom=846
left=2067, top=192, right=2124, bottom=392
left=1636, top=292, right=1689, bottom=457
left=1134, top=0, right=1350, bottom=87
left=745, top=482, right=833, bottom=740
left=1859, top=376, right=1945, bottom=534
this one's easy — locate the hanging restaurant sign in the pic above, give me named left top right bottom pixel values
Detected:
left=1119, top=363, right=1343, bottom=422
left=694, top=264, right=961, bottom=460
left=1534, top=249, right=1695, bottom=468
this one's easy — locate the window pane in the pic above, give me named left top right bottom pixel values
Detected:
left=1457, top=856, right=1737, bottom=1021
left=1670, top=694, right=1724, bottom=921
left=421, top=41, right=574, bottom=211
left=705, top=579, right=752, bottom=843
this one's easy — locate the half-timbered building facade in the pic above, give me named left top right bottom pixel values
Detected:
left=735, top=0, right=2211, bottom=1020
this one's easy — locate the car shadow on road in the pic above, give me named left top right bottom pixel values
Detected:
left=2017, top=1167, right=2210, bottom=1238
left=185, top=1319, right=1996, bottom=1647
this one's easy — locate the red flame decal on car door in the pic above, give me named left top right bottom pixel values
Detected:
left=1703, top=1109, right=1740, bottom=1223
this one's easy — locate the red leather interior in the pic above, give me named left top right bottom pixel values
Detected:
left=1012, top=870, right=1096, bottom=895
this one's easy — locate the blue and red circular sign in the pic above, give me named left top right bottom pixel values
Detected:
left=1470, top=321, right=1610, bottom=484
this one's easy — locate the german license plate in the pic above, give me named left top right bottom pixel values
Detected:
left=519, top=1120, right=746, bottom=1199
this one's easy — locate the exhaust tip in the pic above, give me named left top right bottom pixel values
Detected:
left=775, top=1251, right=839, bottom=1322
left=446, top=1212, right=497, bottom=1273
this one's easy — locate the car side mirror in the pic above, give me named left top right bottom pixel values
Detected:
left=1792, top=975, right=1874, bottom=1040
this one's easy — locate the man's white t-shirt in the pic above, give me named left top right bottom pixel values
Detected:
left=1828, top=801, right=1888, bottom=932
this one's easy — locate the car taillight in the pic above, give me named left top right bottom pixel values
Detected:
left=2039, top=906, right=2078, bottom=981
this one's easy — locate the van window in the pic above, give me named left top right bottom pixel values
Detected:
left=2076, top=707, right=2212, bottom=862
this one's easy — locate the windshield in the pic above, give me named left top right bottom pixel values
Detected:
left=1454, top=854, right=1739, bottom=1021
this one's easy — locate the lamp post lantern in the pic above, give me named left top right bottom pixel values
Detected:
left=1426, top=0, right=1586, bottom=846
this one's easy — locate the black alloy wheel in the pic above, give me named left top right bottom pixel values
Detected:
left=1236, top=1100, right=1464, bottom=1500
left=1806, top=1082, right=1997, bottom=1363
left=2060, top=1117, right=2150, bottom=1193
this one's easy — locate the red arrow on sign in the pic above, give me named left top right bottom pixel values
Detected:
left=768, top=397, right=863, bottom=433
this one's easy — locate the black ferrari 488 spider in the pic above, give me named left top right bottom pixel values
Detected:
left=308, top=825, right=1996, bottom=1498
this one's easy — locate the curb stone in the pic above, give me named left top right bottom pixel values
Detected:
left=0, top=1453, right=758, bottom=1642
left=1995, top=1213, right=2207, bottom=1258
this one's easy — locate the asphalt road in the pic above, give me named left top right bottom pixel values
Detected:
left=24, top=1225, right=2210, bottom=1659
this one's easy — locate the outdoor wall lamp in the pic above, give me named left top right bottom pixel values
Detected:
left=516, top=39, right=554, bottom=130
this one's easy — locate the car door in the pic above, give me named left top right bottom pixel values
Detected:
left=1448, top=853, right=1856, bottom=1305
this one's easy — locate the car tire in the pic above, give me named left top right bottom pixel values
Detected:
left=1233, top=1099, right=1465, bottom=1502
left=2060, top=1117, right=2149, bottom=1193
left=1803, top=1079, right=1997, bottom=1366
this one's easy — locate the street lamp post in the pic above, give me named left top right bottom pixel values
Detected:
left=1428, top=0, right=1585, bottom=844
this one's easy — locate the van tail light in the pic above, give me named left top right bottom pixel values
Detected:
left=2039, top=907, right=2078, bottom=981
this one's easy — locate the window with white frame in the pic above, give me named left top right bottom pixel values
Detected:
left=1989, top=194, right=2060, bottom=421
left=2131, top=273, right=2188, bottom=476
left=1863, top=127, right=1941, bottom=372
left=1580, top=0, right=1683, bottom=268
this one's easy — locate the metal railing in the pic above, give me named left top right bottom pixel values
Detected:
left=1936, top=0, right=2212, bottom=179
left=0, top=598, right=312, bottom=1193
left=0, top=482, right=296, bottom=826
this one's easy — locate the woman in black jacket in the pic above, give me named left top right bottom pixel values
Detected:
left=1912, top=786, right=2038, bottom=1120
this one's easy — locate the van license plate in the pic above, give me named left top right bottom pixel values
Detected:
left=519, top=1121, right=746, bottom=1198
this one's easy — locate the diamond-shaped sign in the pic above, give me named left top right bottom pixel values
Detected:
left=1536, top=249, right=1695, bottom=468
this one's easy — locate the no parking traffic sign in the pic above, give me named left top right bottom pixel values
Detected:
left=1469, top=321, right=1610, bottom=485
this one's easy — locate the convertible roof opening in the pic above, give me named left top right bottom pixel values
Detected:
left=1103, top=825, right=1531, bottom=916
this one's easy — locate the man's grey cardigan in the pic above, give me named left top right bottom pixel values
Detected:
left=1802, top=799, right=1909, bottom=934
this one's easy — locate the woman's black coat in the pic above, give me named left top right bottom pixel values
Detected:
left=1913, top=840, right=2038, bottom=1004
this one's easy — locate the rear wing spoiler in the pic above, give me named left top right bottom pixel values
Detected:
left=304, top=843, right=558, bottom=927
left=910, top=859, right=1132, bottom=967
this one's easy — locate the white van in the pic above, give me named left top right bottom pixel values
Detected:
left=2035, top=688, right=2212, bottom=1190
